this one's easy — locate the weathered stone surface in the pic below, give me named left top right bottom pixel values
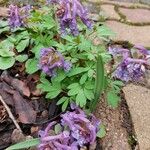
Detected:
left=106, top=21, right=150, bottom=47
left=88, top=0, right=150, bottom=8
left=120, top=8, right=150, bottom=23
left=101, top=4, right=120, bottom=19
left=123, top=84, right=150, bottom=150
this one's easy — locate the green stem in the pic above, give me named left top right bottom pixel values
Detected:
left=90, top=55, right=104, bottom=112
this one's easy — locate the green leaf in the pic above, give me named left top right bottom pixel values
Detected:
left=16, top=39, right=29, bottom=52
left=67, top=67, right=89, bottom=77
left=90, top=55, right=104, bottom=111
left=88, top=69, right=94, bottom=78
left=15, top=54, right=28, bottom=62
left=57, top=97, right=68, bottom=105
left=76, top=89, right=86, bottom=107
left=0, top=39, right=14, bottom=50
left=67, top=83, right=80, bottom=89
left=97, top=124, right=106, bottom=138
left=113, top=80, right=124, bottom=87
left=0, top=26, right=9, bottom=34
left=6, top=138, right=40, bottom=150
left=84, top=88, right=94, bottom=101
left=0, top=20, right=8, bottom=28
left=68, top=87, right=81, bottom=96
left=78, top=36, right=91, bottom=51
left=62, top=99, right=69, bottom=112
left=54, top=124, right=62, bottom=134
left=97, top=25, right=115, bottom=37
left=0, top=57, right=15, bottom=70
left=31, top=44, right=44, bottom=59
left=0, top=49, right=15, bottom=57
left=80, top=74, right=87, bottom=85
left=25, top=58, right=39, bottom=74
left=85, top=81, right=94, bottom=90
left=107, top=91, right=120, bottom=108
left=52, top=70, right=66, bottom=82
left=46, top=89, right=61, bottom=99
left=37, top=77, right=51, bottom=92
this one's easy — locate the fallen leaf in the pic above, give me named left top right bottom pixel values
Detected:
left=12, top=91, right=36, bottom=124
left=1, top=71, right=30, bottom=97
left=1, top=72, right=37, bottom=124
left=11, top=79, right=30, bottom=97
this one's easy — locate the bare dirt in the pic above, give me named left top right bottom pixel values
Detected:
left=94, top=96, right=138, bottom=150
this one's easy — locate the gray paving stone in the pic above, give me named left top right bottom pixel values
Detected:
left=106, top=21, right=150, bottom=47
left=120, top=8, right=150, bottom=23
left=88, top=0, right=149, bottom=8
left=123, top=84, right=150, bottom=150
left=101, top=4, right=120, bottom=19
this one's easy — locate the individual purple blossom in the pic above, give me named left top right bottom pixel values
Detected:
left=8, top=5, right=31, bottom=28
left=134, top=45, right=150, bottom=55
left=108, top=46, right=129, bottom=56
left=49, top=0, right=93, bottom=35
left=38, top=48, right=72, bottom=76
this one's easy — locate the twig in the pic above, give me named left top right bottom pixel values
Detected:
left=0, top=95, right=22, bottom=133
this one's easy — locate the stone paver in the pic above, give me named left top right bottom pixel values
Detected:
left=106, top=21, right=150, bottom=47
left=123, top=84, right=150, bottom=150
left=120, top=8, right=150, bottom=23
left=88, top=0, right=150, bottom=8
left=101, top=4, right=120, bottom=19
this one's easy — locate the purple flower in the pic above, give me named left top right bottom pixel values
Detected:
left=38, top=104, right=100, bottom=150
left=134, top=45, right=150, bottom=55
left=8, top=5, right=31, bottom=28
left=113, top=57, right=147, bottom=82
left=50, top=0, right=93, bottom=35
left=109, top=45, right=150, bottom=82
left=108, top=46, right=129, bottom=56
left=38, top=48, right=72, bottom=76
left=61, top=106, right=100, bottom=147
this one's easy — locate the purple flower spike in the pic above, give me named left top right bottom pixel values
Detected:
left=39, top=48, right=72, bottom=76
left=8, top=5, right=31, bottom=28
left=50, top=0, right=93, bottom=35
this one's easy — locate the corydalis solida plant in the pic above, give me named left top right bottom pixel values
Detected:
left=49, top=0, right=93, bottom=35
left=109, top=46, right=150, bottom=82
left=39, top=48, right=72, bottom=76
left=8, top=4, right=31, bottom=28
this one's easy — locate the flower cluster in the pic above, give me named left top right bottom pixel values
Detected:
left=109, top=45, right=150, bottom=82
left=8, top=5, right=31, bottom=28
left=38, top=104, right=100, bottom=150
left=49, top=0, right=93, bottom=35
left=39, top=48, right=72, bottom=76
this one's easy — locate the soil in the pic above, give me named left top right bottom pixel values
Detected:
left=94, top=95, right=138, bottom=150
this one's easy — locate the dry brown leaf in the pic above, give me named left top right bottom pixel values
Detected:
left=1, top=72, right=30, bottom=97
left=12, top=91, right=36, bottom=124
